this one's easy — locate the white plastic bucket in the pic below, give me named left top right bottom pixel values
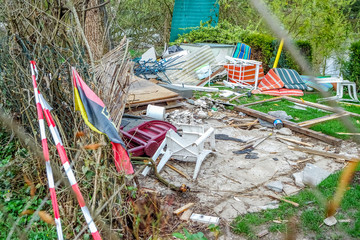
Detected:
left=146, top=105, right=165, bottom=120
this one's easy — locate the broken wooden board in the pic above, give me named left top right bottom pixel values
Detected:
left=235, top=105, right=342, bottom=146
left=126, top=76, right=180, bottom=106
left=298, top=112, right=350, bottom=127
left=283, top=96, right=360, bottom=118
left=173, top=203, right=195, bottom=215
left=276, top=136, right=313, bottom=147
left=288, top=146, right=353, bottom=161
left=267, top=195, right=299, bottom=207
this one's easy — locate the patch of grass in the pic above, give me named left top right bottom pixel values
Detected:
left=232, top=165, right=360, bottom=239
left=310, top=117, right=360, bottom=139
left=249, top=99, right=329, bottom=123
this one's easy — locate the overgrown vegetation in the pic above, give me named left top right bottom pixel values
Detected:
left=231, top=165, right=360, bottom=239
left=342, top=40, right=360, bottom=87
left=0, top=130, right=58, bottom=239
left=173, top=21, right=312, bottom=73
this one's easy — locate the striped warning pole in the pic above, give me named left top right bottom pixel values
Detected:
left=30, top=61, right=63, bottom=240
left=35, top=84, right=102, bottom=239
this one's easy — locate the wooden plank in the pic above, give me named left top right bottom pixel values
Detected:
left=173, top=203, right=195, bottom=215
left=288, top=146, right=352, bottom=160
left=336, top=132, right=360, bottom=136
left=276, top=136, right=313, bottom=147
left=241, top=96, right=283, bottom=107
left=165, top=163, right=190, bottom=180
left=126, top=96, right=183, bottom=108
left=283, top=96, right=360, bottom=118
left=127, top=76, right=179, bottom=105
left=180, top=209, right=193, bottom=221
left=298, top=112, right=350, bottom=127
left=267, top=195, right=299, bottom=207
left=234, top=105, right=342, bottom=146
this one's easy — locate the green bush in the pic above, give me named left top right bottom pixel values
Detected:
left=173, top=22, right=312, bottom=74
left=342, top=40, right=360, bottom=86
left=268, top=40, right=312, bottom=73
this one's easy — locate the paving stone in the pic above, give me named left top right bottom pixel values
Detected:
left=303, top=163, right=331, bottom=186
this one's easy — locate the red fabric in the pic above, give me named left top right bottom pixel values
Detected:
left=252, top=88, right=304, bottom=96
left=111, top=142, right=134, bottom=174
left=258, top=69, right=284, bottom=91
left=224, top=64, right=264, bottom=85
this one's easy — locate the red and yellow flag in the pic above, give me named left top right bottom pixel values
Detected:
left=72, top=68, right=133, bottom=174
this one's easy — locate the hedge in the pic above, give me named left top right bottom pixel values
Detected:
left=173, top=22, right=312, bottom=74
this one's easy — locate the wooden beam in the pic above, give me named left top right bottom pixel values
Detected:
left=298, top=112, right=350, bottom=127
left=234, top=105, right=342, bottom=146
left=282, top=96, right=360, bottom=118
left=288, top=146, right=352, bottom=160
left=241, top=97, right=283, bottom=107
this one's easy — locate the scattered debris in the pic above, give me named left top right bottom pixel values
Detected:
left=146, top=105, right=165, bottom=120
left=303, top=163, right=331, bottom=186
left=268, top=110, right=293, bottom=121
left=288, top=146, right=351, bottom=160
left=338, top=219, right=351, bottom=223
left=165, top=163, right=191, bottom=180
left=215, top=134, right=245, bottom=143
left=233, top=148, right=253, bottom=154
left=134, top=55, right=184, bottom=82
left=245, top=152, right=259, bottom=159
left=267, top=195, right=300, bottom=207
left=277, top=127, right=293, bottom=136
left=190, top=214, right=220, bottom=225
left=256, top=229, right=269, bottom=238
left=323, top=216, right=337, bottom=226
left=276, top=136, right=313, bottom=147
left=292, top=172, right=305, bottom=187
left=266, top=181, right=284, bottom=193
left=174, top=203, right=195, bottom=215
left=180, top=209, right=193, bottom=221
left=121, top=120, right=176, bottom=157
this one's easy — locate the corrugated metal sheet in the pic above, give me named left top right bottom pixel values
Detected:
left=170, top=0, right=219, bottom=42
left=165, top=45, right=216, bottom=85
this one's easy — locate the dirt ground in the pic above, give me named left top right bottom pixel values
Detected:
left=134, top=102, right=358, bottom=239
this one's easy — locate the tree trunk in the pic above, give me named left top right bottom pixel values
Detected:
left=84, top=0, right=108, bottom=61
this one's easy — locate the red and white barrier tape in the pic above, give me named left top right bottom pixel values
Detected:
left=30, top=61, right=63, bottom=240
left=30, top=61, right=102, bottom=240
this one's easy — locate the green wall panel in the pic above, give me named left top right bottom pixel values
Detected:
left=170, top=0, right=219, bottom=42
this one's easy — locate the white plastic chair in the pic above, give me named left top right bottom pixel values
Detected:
left=316, top=77, right=359, bottom=102
left=142, top=125, right=215, bottom=180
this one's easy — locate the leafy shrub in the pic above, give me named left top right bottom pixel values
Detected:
left=173, top=22, right=311, bottom=73
left=342, top=40, right=360, bottom=86
left=268, top=40, right=312, bottom=73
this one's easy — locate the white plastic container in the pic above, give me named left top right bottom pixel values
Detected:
left=146, top=105, right=165, bottom=120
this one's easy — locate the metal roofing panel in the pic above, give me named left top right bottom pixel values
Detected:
left=166, top=45, right=217, bottom=85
